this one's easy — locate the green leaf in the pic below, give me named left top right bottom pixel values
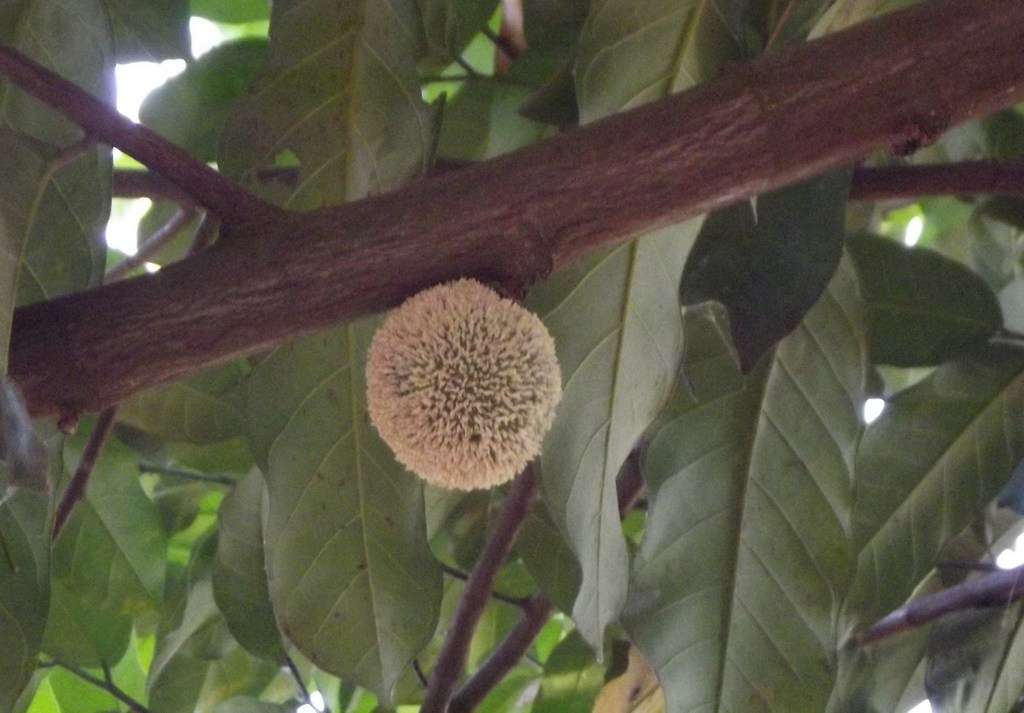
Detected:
left=969, top=199, right=1024, bottom=291
left=214, top=698, right=290, bottom=713
left=532, top=632, right=605, bottom=713
left=847, top=233, right=1003, bottom=366
left=419, top=0, right=500, bottom=68
left=575, top=0, right=744, bottom=123
left=528, top=219, right=701, bottom=650
left=220, top=0, right=440, bottom=209
left=103, top=0, right=191, bottom=62
left=190, top=0, right=270, bottom=23
left=845, top=350, right=1024, bottom=630
left=44, top=433, right=167, bottom=665
left=681, top=170, right=851, bottom=370
left=246, top=325, right=442, bottom=702
left=140, top=40, right=270, bottom=162
left=0, top=491, right=50, bottom=713
left=516, top=503, right=581, bottom=615
left=437, top=79, right=546, bottom=161
left=120, top=363, right=249, bottom=445
left=212, top=471, right=283, bottom=662
left=148, top=575, right=278, bottom=713
left=624, top=257, right=869, bottom=713
left=0, top=380, right=47, bottom=491
left=24, top=667, right=120, bottom=713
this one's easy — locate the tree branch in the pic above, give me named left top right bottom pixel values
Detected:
left=52, top=407, right=117, bottom=539
left=422, top=466, right=538, bottom=713
left=106, top=205, right=198, bottom=281
left=448, top=596, right=552, bottom=713
left=857, top=565, right=1024, bottom=644
left=7, top=0, right=1024, bottom=418
left=112, top=169, right=191, bottom=202
left=850, top=161, right=1024, bottom=201
left=0, top=47, right=279, bottom=225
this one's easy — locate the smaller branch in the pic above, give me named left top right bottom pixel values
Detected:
left=106, top=205, right=198, bottom=281
left=284, top=654, right=317, bottom=710
left=448, top=596, right=552, bottom=713
left=40, top=659, right=149, bottom=713
left=414, top=659, right=430, bottom=689
left=850, top=161, right=1024, bottom=202
left=421, top=466, right=538, bottom=713
left=112, top=170, right=190, bottom=202
left=858, top=565, right=1024, bottom=644
left=186, top=213, right=219, bottom=257
left=0, top=46, right=279, bottom=225
left=439, top=562, right=530, bottom=608
left=765, top=0, right=798, bottom=50
left=52, top=407, right=117, bottom=540
left=138, top=462, right=235, bottom=486
left=480, top=26, right=520, bottom=62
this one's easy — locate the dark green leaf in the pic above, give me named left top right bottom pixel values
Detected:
left=419, top=0, right=500, bottom=68
left=141, top=40, right=270, bottom=162
left=516, top=502, right=581, bottom=615
left=625, top=257, right=868, bottom=713
left=681, top=169, right=851, bottom=370
left=212, top=471, right=283, bottom=662
left=104, top=0, right=191, bottom=62
left=0, top=491, right=49, bottom=713
left=847, top=233, right=1003, bottom=366
left=532, top=632, right=604, bottom=713
left=968, top=199, right=1024, bottom=291
left=982, top=109, right=1024, bottom=161
left=437, top=79, right=546, bottom=161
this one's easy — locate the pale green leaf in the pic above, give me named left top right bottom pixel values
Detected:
left=624, top=257, right=869, bottom=713
left=529, top=219, right=701, bottom=649
left=212, top=470, right=283, bottom=662
left=246, top=324, right=442, bottom=702
left=532, top=632, right=604, bottom=713
left=419, top=0, right=500, bottom=68
left=103, top=0, right=191, bottom=62
left=190, top=0, right=270, bottom=23
left=0, top=491, right=49, bottom=713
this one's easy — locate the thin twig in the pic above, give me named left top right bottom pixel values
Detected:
left=106, top=205, right=198, bottom=281
left=480, top=26, right=520, bottom=61
left=138, top=462, right=235, bottom=486
left=439, top=563, right=530, bottom=608
left=765, top=0, right=799, bottom=50
left=453, top=55, right=480, bottom=78
left=414, top=659, right=430, bottom=689
left=858, top=565, right=1024, bottom=644
left=0, top=46, right=279, bottom=225
left=40, top=659, right=150, bottom=713
left=448, top=596, right=552, bottom=713
left=421, top=466, right=538, bottom=713
left=850, top=161, right=1024, bottom=201
left=285, top=654, right=315, bottom=709
left=52, top=407, right=117, bottom=540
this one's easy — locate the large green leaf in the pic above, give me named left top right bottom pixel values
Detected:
left=419, top=0, right=500, bottom=68
left=681, top=170, right=851, bottom=370
left=220, top=0, right=440, bottom=209
left=103, top=0, right=191, bottom=62
left=575, top=0, right=743, bottom=123
left=246, top=325, right=441, bottom=702
left=222, top=0, right=444, bottom=701
left=624, top=256, right=868, bottom=713
left=0, top=491, right=49, bottom=713
left=120, top=363, right=248, bottom=445
left=190, top=0, right=270, bottom=23
left=140, top=40, right=270, bottom=162
left=532, top=632, right=605, bottom=713
left=43, top=433, right=167, bottom=666
left=528, top=220, right=701, bottom=649
left=847, top=234, right=1003, bottom=366
left=212, top=470, right=283, bottom=662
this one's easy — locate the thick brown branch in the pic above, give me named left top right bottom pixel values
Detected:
left=52, top=407, right=117, bottom=539
left=9, top=0, right=1024, bottom=417
left=422, top=467, right=537, bottom=713
left=448, top=596, right=552, bottom=713
left=858, top=565, right=1024, bottom=644
left=850, top=161, right=1024, bottom=201
left=112, top=170, right=191, bottom=202
left=0, top=47, right=278, bottom=225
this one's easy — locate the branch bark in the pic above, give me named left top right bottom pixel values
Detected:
left=850, top=161, right=1024, bottom=201
left=858, top=565, right=1024, bottom=644
left=6, top=0, right=1024, bottom=417
left=52, top=406, right=117, bottom=539
left=0, top=47, right=278, bottom=225
left=421, top=467, right=537, bottom=713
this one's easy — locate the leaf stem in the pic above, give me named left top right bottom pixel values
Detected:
left=421, top=465, right=537, bottom=713
left=480, top=26, right=520, bottom=61
left=40, top=659, right=150, bottom=713
left=137, top=462, right=235, bottom=486
left=439, top=562, right=531, bottom=608
left=0, top=46, right=280, bottom=225
left=52, top=407, right=117, bottom=539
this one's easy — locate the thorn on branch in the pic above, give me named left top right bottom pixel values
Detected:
left=858, top=565, right=1024, bottom=644
left=52, top=407, right=117, bottom=540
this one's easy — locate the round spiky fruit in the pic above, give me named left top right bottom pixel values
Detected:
left=366, top=279, right=562, bottom=490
